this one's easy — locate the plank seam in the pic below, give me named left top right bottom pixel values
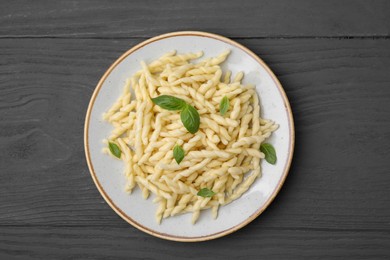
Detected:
left=0, top=36, right=389, bottom=40
left=0, top=225, right=389, bottom=233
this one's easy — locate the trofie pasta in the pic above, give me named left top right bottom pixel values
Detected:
left=102, top=50, right=278, bottom=224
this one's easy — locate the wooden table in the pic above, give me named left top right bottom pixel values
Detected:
left=1, top=1, right=389, bottom=259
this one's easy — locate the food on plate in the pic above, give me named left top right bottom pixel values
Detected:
left=102, top=50, right=278, bottom=224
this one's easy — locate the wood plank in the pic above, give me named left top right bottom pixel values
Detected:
left=1, top=0, right=390, bottom=38
left=0, top=226, right=389, bottom=259
left=0, top=38, right=389, bottom=233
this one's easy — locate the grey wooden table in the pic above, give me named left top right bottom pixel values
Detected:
left=1, top=1, right=389, bottom=259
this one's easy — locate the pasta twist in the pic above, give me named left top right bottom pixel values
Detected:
left=209, top=114, right=239, bottom=127
left=232, top=136, right=265, bottom=148
left=149, top=52, right=203, bottom=69
left=186, top=66, right=219, bottom=76
left=184, top=85, right=216, bottom=113
left=186, top=150, right=231, bottom=160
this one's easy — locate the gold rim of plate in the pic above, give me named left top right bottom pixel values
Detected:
left=84, top=31, right=295, bottom=242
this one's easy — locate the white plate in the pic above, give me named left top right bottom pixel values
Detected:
left=84, top=31, right=294, bottom=242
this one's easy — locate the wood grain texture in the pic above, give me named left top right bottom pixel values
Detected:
left=1, top=0, right=390, bottom=38
left=0, top=38, right=389, bottom=235
left=0, top=226, right=389, bottom=259
left=1, top=1, right=390, bottom=256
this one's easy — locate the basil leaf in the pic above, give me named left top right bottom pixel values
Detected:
left=219, top=96, right=229, bottom=116
left=180, top=104, right=200, bottom=134
left=173, top=144, right=185, bottom=164
left=260, top=143, right=277, bottom=164
left=108, top=142, right=121, bottom=158
left=151, top=95, right=187, bottom=111
left=197, top=188, right=215, bottom=198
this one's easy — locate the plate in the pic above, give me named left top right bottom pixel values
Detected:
left=84, top=31, right=294, bottom=241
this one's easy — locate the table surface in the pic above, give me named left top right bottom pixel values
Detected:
left=1, top=1, right=389, bottom=259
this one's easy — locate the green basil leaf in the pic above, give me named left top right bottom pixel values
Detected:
left=108, top=142, right=121, bottom=158
left=260, top=143, right=277, bottom=164
left=197, top=188, right=215, bottom=198
left=219, top=96, right=229, bottom=116
left=151, top=95, right=187, bottom=111
left=173, top=144, right=185, bottom=164
left=180, top=104, right=200, bottom=134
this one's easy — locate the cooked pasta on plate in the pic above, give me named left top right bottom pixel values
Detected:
left=102, top=50, right=278, bottom=224
left=84, top=31, right=294, bottom=241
